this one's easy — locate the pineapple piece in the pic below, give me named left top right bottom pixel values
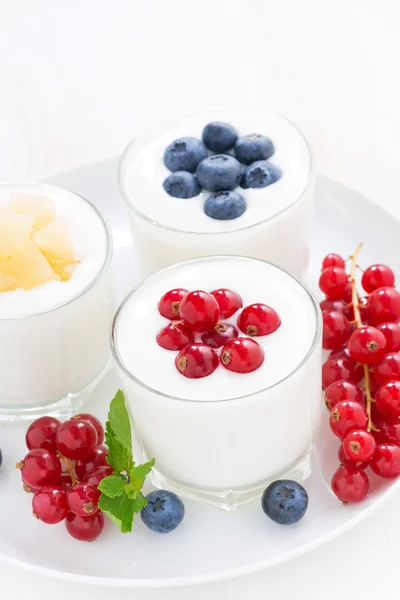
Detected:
left=52, top=261, right=79, bottom=282
left=33, top=217, right=76, bottom=268
left=0, top=210, right=34, bottom=258
left=8, top=193, right=55, bottom=231
left=6, top=239, right=56, bottom=290
left=0, top=258, right=19, bottom=292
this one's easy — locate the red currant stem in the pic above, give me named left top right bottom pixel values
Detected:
left=58, top=454, right=79, bottom=485
left=349, top=242, right=373, bottom=432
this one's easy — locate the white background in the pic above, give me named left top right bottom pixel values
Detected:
left=1, top=0, right=400, bottom=597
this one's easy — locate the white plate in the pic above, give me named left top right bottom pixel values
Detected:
left=0, top=161, right=398, bottom=588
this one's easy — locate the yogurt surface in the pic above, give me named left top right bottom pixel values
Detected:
left=0, top=183, right=110, bottom=319
left=120, top=107, right=312, bottom=234
left=114, top=256, right=319, bottom=401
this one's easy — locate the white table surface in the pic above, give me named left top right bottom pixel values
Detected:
left=2, top=0, right=400, bottom=597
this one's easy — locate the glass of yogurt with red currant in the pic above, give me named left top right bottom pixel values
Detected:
left=111, top=255, right=322, bottom=509
left=0, top=182, right=113, bottom=420
left=119, top=107, right=314, bottom=279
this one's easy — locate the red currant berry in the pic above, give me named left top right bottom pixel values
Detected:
left=19, top=449, right=62, bottom=489
left=156, top=321, right=194, bottom=351
left=362, top=264, right=395, bottom=294
left=322, top=357, right=363, bottom=390
left=74, top=414, right=104, bottom=446
left=75, top=445, right=108, bottom=481
left=83, top=465, right=114, bottom=488
left=319, top=267, right=348, bottom=299
left=329, top=401, right=368, bottom=439
left=68, top=483, right=100, bottom=516
left=56, top=419, right=98, bottom=461
left=322, top=310, right=350, bottom=351
left=237, top=304, right=280, bottom=337
left=175, top=343, right=218, bottom=378
left=179, top=290, right=220, bottom=333
left=376, top=322, right=400, bottom=353
left=25, top=416, right=61, bottom=453
left=341, top=281, right=353, bottom=304
left=373, top=414, right=400, bottom=445
left=201, top=322, right=238, bottom=349
left=32, top=486, right=68, bottom=524
left=329, top=346, right=355, bottom=362
left=342, top=429, right=376, bottom=462
left=322, top=253, right=346, bottom=270
left=347, top=325, right=387, bottom=365
left=370, top=443, right=400, bottom=478
left=338, top=444, right=369, bottom=469
left=220, top=338, right=264, bottom=373
left=210, top=288, right=242, bottom=318
left=324, top=380, right=363, bottom=411
left=374, top=352, right=400, bottom=385
left=158, top=288, right=188, bottom=320
left=375, top=381, right=400, bottom=419
left=61, top=473, right=73, bottom=492
left=65, top=511, right=105, bottom=542
left=320, top=298, right=353, bottom=320
left=368, top=287, right=400, bottom=325
left=331, top=466, right=369, bottom=503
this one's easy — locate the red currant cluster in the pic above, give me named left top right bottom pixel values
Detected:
left=320, top=247, right=400, bottom=503
left=17, top=414, right=111, bottom=541
left=157, top=288, right=281, bottom=378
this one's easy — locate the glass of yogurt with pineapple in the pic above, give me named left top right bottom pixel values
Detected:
left=119, top=107, right=314, bottom=279
left=111, top=255, right=322, bottom=510
left=0, top=182, right=113, bottom=420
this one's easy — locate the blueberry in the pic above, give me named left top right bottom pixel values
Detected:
left=204, top=190, right=246, bottom=220
left=241, top=161, right=282, bottom=189
left=234, top=134, right=274, bottom=165
left=261, top=480, right=308, bottom=525
left=163, top=171, right=201, bottom=198
left=141, top=490, right=185, bottom=533
left=196, top=154, right=242, bottom=192
left=202, top=122, right=238, bottom=153
left=164, top=137, right=207, bottom=173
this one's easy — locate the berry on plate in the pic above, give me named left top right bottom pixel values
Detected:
left=19, top=448, right=62, bottom=489
left=141, top=490, right=185, bottom=533
left=329, top=400, right=368, bottom=439
left=68, top=483, right=101, bottom=516
left=202, top=121, right=238, bottom=153
left=324, top=380, right=363, bottom=411
left=56, top=419, right=98, bottom=461
left=196, top=154, right=242, bottom=192
left=32, top=486, right=68, bottom=524
left=204, top=190, right=246, bottom=220
left=331, top=465, right=369, bottom=503
left=237, top=303, right=281, bottom=337
left=75, top=445, right=108, bottom=481
left=74, top=414, right=105, bottom=446
left=342, top=429, right=376, bottom=463
left=373, top=352, right=400, bottom=385
left=158, top=288, right=188, bottom=320
left=241, top=161, right=282, bottom=189
left=319, top=267, right=348, bottom=299
left=370, top=443, right=400, bottom=478
left=361, top=264, right=395, bottom=294
left=163, top=171, right=201, bottom=199
left=65, top=511, right=105, bottom=542
left=322, top=310, right=350, bottom=351
left=347, top=325, right=387, bottom=365
left=376, top=322, right=400, bottom=352
left=234, top=134, right=274, bottom=164
left=220, top=337, right=264, bottom=374
left=368, top=287, right=400, bottom=325
left=322, top=357, right=363, bottom=389
left=175, top=343, right=219, bottom=378
left=261, top=480, right=308, bottom=525
left=322, top=253, right=346, bottom=270
left=25, top=416, right=61, bottom=453
left=375, top=381, right=400, bottom=419
left=163, top=137, right=207, bottom=173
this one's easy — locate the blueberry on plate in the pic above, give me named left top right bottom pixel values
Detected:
left=202, top=122, right=238, bottom=153
left=196, top=154, right=242, bottom=192
left=163, top=171, right=201, bottom=198
left=241, top=161, right=282, bottom=189
left=164, top=137, right=208, bottom=173
left=204, top=190, right=246, bottom=220
left=261, top=480, right=308, bottom=525
left=234, top=134, right=275, bottom=165
left=141, top=490, right=185, bottom=533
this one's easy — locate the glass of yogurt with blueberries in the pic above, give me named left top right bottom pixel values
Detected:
left=111, top=256, right=322, bottom=509
left=0, top=182, right=114, bottom=420
left=119, top=107, right=314, bottom=279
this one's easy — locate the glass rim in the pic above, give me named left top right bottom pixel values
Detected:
left=110, top=254, right=322, bottom=404
left=118, top=105, right=315, bottom=236
left=0, top=181, right=113, bottom=321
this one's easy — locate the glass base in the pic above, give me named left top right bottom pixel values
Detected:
left=148, top=450, right=312, bottom=511
left=0, top=359, right=111, bottom=423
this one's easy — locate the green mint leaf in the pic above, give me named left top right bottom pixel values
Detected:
left=98, top=475, right=126, bottom=498
left=98, top=493, right=135, bottom=533
left=108, top=389, right=132, bottom=453
left=105, top=422, right=132, bottom=473
left=131, top=490, right=148, bottom=512
left=125, top=459, right=155, bottom=498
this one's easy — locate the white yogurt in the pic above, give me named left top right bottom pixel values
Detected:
left=119, top=107, right=314, bottom=278
left=0, top=182, right=114, bottom=417
left=112, top=256, right=322, bottom=507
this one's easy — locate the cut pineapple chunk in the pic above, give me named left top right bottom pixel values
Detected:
left=5, top=239, right=57, bottom=290
left=0, top=259, right=19, bottom=292
left=33, top=217, right=76, bottom=267
left=0, top=210, right=34, bottom=258
left=52, top=261, right=79, bottom=282
left=9, top=193, right=55, bottom=231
